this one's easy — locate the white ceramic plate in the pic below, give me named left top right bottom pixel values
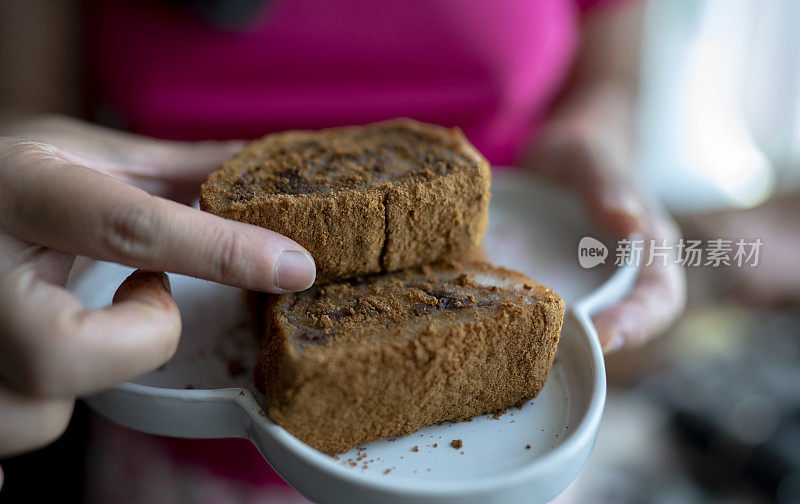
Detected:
left=78, top=172, right=636, bottom=504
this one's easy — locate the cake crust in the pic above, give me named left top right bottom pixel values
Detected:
left=200, top=119, right=490, bottom=281
left=255, top=261, right=565, bottom=453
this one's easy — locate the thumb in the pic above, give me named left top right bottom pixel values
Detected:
left=122, top=138, right=245, bottom=202
left=128, top=138, right=246, bottom=183
left=6, top=115, right=245, bottom=197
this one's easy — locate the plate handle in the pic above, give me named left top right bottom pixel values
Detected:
left=573, top=233, right=641, bottom=319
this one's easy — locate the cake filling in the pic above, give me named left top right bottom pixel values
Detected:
left=224, top=125, right=475, bottom=200
left=281, top=274, right=521, bottom=349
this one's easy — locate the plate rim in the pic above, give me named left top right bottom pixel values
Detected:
left=89, top=303, right=607, bottom=496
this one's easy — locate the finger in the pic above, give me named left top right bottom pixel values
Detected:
left=593, top=207, right=686, bottom=352
left=524, top=131, right=645, bottom=238
left=0, top=139, right=316, bottom=292
left=582, top=173, right=646, bottom=239
left=0, top=268, right=181, bottom=397
left=92, top=138, right=245, bottom=202
left=593, top=258, right=686, bottom=352
left=4, top=115, right=244, bottom=187
left=0, top=232, right=76, bottom=285
left=0, top=384, right=74, bottom=457
left=86, top=139, right=245, bottom=203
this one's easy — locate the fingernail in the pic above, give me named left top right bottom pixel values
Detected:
left=602, top=331, right=625, bottom=354
left=604, top=192, right=646, bottom=232
left=275, top=251, right=316, bottom=291
left=617, top=193, right=645, bottom=218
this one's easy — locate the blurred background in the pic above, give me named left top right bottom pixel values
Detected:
left=574, top=1, right=800, bottom=503
left=638, top=0, right=800, bottom=212
left=576, top=2, right=800, bottom=503
left=1, top=0, right=799, bottom=503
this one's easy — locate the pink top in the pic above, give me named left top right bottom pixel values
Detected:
left=83, top=0, right=619, bottom=487
left=83, top=0, right=616, bottom=165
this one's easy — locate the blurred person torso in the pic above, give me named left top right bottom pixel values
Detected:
left=83, top=0, right=599, bottom=165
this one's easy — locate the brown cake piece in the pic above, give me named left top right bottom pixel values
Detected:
left=255, top=261, right=565, bottom=453
left=200, top=119, right=490, bottom=282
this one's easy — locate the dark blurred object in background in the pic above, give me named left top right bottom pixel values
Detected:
left=164, top=0, right=269, bottom=29
left=0, top=401, right=90, bottom=504
left=581, top=298, right=800, bottom=504
left=653, top=308, right=800, bottom=504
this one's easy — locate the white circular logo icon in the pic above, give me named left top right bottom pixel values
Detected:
left=578, top=237, right=608, bottom=269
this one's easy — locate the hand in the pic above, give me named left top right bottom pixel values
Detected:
left=0, top=116, right=316, bottom=461
left=522, top=85, right=686, bottom=353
